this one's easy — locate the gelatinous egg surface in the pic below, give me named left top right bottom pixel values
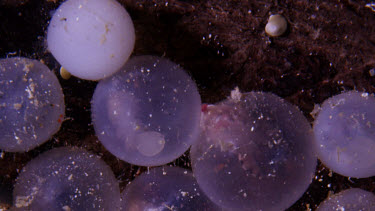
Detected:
left=47, top=0, right=135, bottom=80
left=92, top=56, right=201, bottom=166
left=121, top=166, right=218, bottom=211
left=190, top=91, right=316, bottom=211
left=0, top=57, right=65, bottom=152
left=313, top=91, right=375, bottom=178
left=13, top=147, right=120, bottom=210
left=317, top=188, right=375, bottom=211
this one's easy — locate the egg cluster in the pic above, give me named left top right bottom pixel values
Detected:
left=1, top=0, right=375, bottom=210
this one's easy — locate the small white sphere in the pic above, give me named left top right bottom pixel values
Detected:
left=47, top=0, right=135, bottom=80
left=265, top=14, right=287, bottom=37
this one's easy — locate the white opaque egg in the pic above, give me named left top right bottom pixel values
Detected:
left=47, top=0, right=135, bottom=80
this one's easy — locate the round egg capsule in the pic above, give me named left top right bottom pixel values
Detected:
left=317, top=188, right=375, bottom=211
left=265, top=14, right=287, bottom=37
left=121, top=166, right=218, bottom=211
left=91, top=55, right=201, bottom=166
left=313, top=91, right=375, bottom=178
left=0, top=57, right=65, bottom=152
left=190, top=91, right=316, bottom=211
left=13, top=147, right=121, bottom=210
left=47, top=0, right=135, bottom=80
left=59, top=66, right=71, bottom=80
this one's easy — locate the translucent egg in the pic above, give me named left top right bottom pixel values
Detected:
left=313, top=91, right=375, bottom=178
left=13, top=147, right=121, bottom=210
left=121, top=166, right=218, bottom=211
left=0, top=57, right=65, bottom=152
left=47, top=0, right=135, bottom=80
left=91, top=56, right=201, bottom=166
left=190, top=91, right=316, bottom=210
left=317, top=188, right=375, bottom=211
